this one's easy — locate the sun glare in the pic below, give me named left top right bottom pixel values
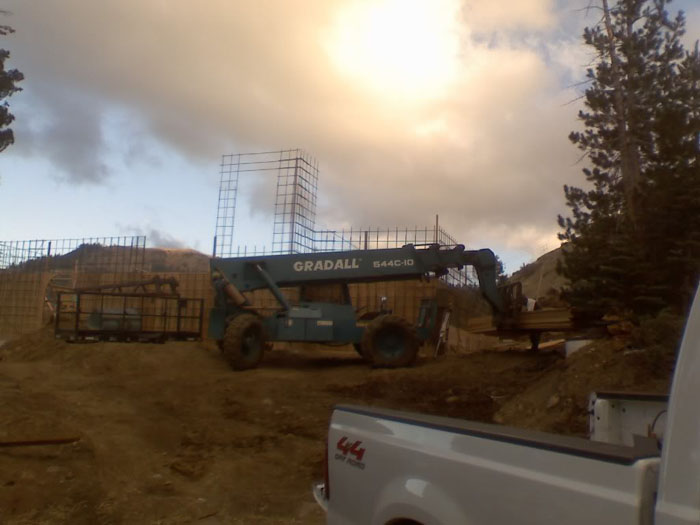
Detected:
left=324, top=0, right=461, bottom=102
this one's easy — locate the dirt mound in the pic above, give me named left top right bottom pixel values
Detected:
left=0, top=325, right=676, bottom=524
left=494, top=337, right=672, bottom=434
left=0, top=326, right=67, bottom=361
left=326, top=351, right=561, bottom=423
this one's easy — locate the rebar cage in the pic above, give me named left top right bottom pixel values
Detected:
left=213, top=150, right=474, bottom=287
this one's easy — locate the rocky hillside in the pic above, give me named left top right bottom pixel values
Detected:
left=510, top=246, right=569, bottom=307
left=145, top=248, right=210, bottom=273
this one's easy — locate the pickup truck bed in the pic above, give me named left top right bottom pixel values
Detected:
left=337, top=404, right=660, bottom=464
left=324, top=405, right=660, bottom=524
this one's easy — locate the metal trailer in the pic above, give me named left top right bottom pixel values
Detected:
left=54, top=278, right=204, bottom=343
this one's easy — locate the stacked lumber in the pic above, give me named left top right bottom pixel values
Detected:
left=467, top=308, right=576, bottom=334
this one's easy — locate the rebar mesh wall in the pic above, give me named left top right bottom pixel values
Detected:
left=0, top=272, right=52, bottom=337
left=0, top=237, right=146, bottom=274
left=0, top=237, right=146, bottom=338
left=311, top=226, right=475, bottom=286
left=214, top=225, right=475, bottom=286
left=213, top=150, right=473, bottom=284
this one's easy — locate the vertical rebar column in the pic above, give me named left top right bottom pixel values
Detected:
left=273, top=150, right=294, bottom=254
left=273, top=149, right=319, bottom=254
left=290, top=152, right=299, bottom=253
left=215, top=154, right=240, bottom=257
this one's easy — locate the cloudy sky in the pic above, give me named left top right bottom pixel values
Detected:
left=0, top=0, right=698, bottom=272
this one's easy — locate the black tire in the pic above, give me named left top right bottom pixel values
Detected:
left=221, top=314, right=265, bottom=371
left=362, top=314, right=419, bottom=368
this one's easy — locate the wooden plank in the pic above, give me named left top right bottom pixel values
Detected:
left=467, top=308, right=576, bottom=334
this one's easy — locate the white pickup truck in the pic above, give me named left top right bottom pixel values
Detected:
left=313, top=289, right=700, bottom=524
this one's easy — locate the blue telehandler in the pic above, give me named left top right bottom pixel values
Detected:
left=209, top=243, right=521, bottom=370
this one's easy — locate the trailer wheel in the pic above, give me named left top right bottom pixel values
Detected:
left=221, top=314, right=265, bottom=371
left=363, top=314, right=419, bottom=368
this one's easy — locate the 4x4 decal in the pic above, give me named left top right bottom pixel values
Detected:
left=335, top=436, right=366, bottom=469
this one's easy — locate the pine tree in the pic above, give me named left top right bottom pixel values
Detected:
left=558, top=0, right=700, bottom=316
left=0, top=13, right=23, bottom=153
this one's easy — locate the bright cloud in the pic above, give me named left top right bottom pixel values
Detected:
left=2, top=0, right=697, bottom=264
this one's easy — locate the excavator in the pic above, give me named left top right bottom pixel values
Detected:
left=209, top=243, right=527, bottom=370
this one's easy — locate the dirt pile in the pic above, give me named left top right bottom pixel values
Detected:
left=0, top=326, right=675, bottom=524
left=0, top=326, right=72, bottom=360
left=494, top=338, right=672, bottom=434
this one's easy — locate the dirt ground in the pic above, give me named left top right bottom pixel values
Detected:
left=0, top=329, right=673, bottom=524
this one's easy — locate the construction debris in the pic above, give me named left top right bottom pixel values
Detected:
left=467, top=308, right=579, bottom=334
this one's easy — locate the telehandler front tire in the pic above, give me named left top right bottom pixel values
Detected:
left=362, top=314, right=419, bottom=368
left=221, top=314, right=265, bottom=371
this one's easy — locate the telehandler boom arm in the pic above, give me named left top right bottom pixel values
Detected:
left=210, top=244, right=505, bottom=316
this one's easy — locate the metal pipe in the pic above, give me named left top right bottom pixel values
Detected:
left=254, top=263, right=291, bottom=311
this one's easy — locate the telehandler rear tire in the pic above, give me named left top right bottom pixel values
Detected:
left=221, top=314, right=265, bottom=371
left=362, top=314, right=419, bottom=368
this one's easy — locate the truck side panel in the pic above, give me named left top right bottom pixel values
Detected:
left=654, top=287, right=700, bottom=525
left=327, top=409, right=659, bottom=525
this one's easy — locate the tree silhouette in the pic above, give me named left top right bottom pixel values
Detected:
left=558, top=0, right=700, bottom=315
left=0, top=12, right=23, bottom=153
